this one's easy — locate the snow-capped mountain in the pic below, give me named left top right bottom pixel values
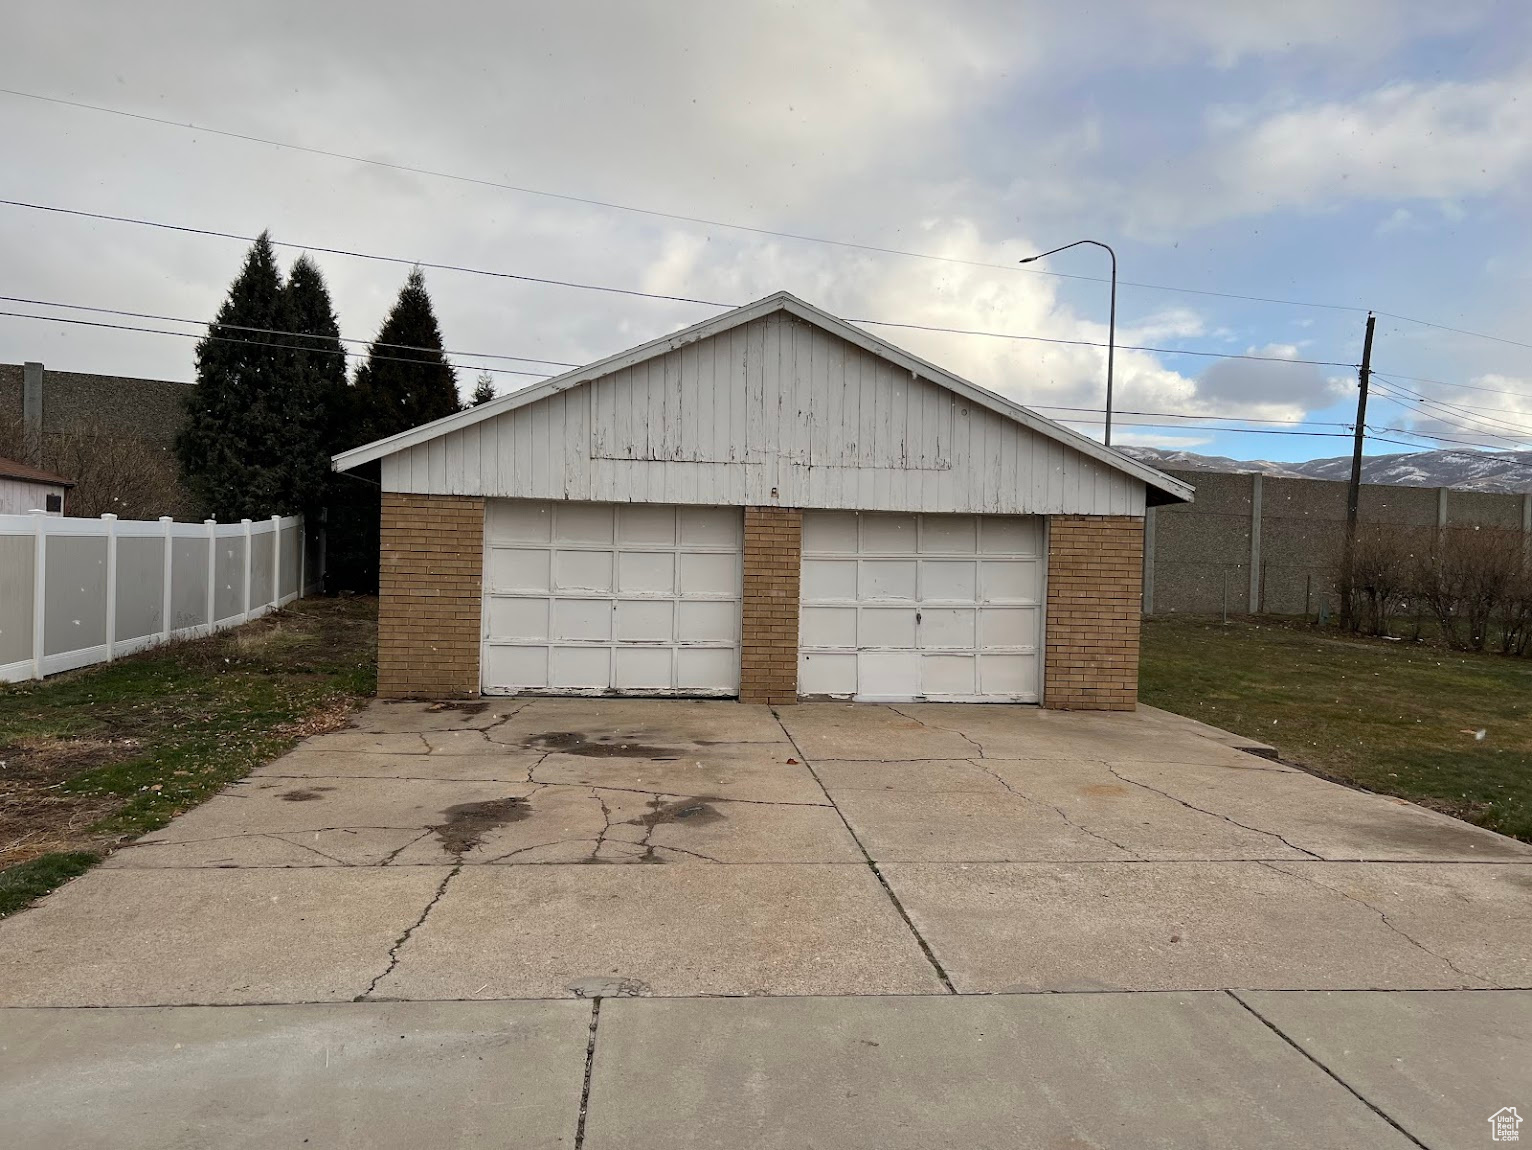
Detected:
left=1118, top=446, right=1532, bottom=494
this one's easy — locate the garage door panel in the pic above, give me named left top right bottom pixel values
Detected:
left=859, top=650, right=920, bottom=696
left=677, top=648, right=738, bottom=691
left=799, top=652, right=857, bottom=696
left=614, top=647, right=673, bottom=690
left=614, top=600, right=673, bottom=641
left=861, top=513, right=918, bottom=553
left=979, top=559, right=1039, bottom=602
left=919, top=608, right=975, bottom=649
left=801, top=606, right=856, bottom=647
left=618, top=504, right=676, bottom=546
left=980, top=606, right=1038, bottom=647
left=618, top=551, right=674, bottom=594
left=556, top=503, right=614, bottom=544
left=802, top=511, right=858, bottom=553
left=488, top=597, right=548, bottom=640
left=678, top=552, right=738, bottom=596
left=979, top=654, right=1037, bottom=696
left=485, top=645, right=548, bottom=688
left=800, top=510, right=1040, bottom=703
left=550, top=646, right=612, bottom=688
left=490, top=549, right=550, bottom=593
left=553, top=598, right=611, bottom=641
left=553, top=550, right=613, bottom=592
left=922, top=654, right=976, bottom=696
left=860, top=607, right=917, bottom=648
left=980, top=517, right=1039, bottom=554
left=922, top=560, right=977, bottom=601
left=862, top=560, right=917, bottom=600
left=484, top=501, right=741, bottom=697
left=802, top=559, right=856, bottom=600
left=920, top=515, right=977, bottom=553
left=678, top=507, right=740, bottom=548
left=489, top=500, right=551, bottom=543
left=678, top=600, right=739, bottom=644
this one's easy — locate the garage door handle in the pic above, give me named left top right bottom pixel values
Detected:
left=915, top=611, right=922, bottom=623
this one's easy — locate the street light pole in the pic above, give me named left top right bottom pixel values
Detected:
left=1021, top=239, right=1117, bottom=447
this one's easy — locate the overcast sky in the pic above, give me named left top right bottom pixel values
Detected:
left=4, top=0, right=1531, bottom=462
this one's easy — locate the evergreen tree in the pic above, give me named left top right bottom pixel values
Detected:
left=282, top=254, right=351, bottom=509
left=471, top=370, right=496, bottom=406
left=352, top=267, right=460, bottom=441
left=177, top=233, right=294, bottom=519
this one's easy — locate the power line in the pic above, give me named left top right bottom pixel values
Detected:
left=1053, top=417, right=1355, bottom=438
left=1371, top=374, right=1532, bottom=420
left=12, top=87, right=1532, bottom=354
left=0, top=293, right=581, bottom=368
left=1368, top=424, right=1531, bottom=451
left=0, top=305, right=1371, bottom=437
left=1372, top=367, right=1532, bottom=404
left=1370, top=378, right=1532, bottom=440
left=1375, top=310, right=1532, bottom=356
left=0, top=198, right=1358, bottom=369
left=0, top=309, right=553, bottom=379
left=1029, top=404, right=1352, bottom=428
left=0, top=85, right=1377, bottom=315
left=1369, top=389, right=1529, bottom=448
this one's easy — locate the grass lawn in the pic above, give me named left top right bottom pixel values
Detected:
left=1140, top=615, right=1532, bottom=843
left=0, top=596, right=377, bottom=916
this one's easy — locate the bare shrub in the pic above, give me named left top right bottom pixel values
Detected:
left=1346, top=526, right=1416, bottom=636
left=1412, top=526, right=1522, bottom=651
left=0, top=412, right=193, bottom=520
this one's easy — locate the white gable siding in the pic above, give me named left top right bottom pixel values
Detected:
left=381, top=314, right=1146, bottom=517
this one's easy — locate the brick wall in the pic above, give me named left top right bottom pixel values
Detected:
left=1044, top=515, right=1144, bottom=711
left=739, top=506, right=802, bottom=705
left=377, top=492, right=484, bottom=699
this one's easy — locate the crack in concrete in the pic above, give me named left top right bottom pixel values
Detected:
left=1104, top=763, right=1324, bottom=860
left=1226, top=991, right=1432, bottom=1149
left=587, top=790, right=616, bottom=862
left=954, top=757, right=1143, bottom=858
left=524, top=767, right=829, bottom=807
left=1263, top=861, right=1490, bottom=986
left=379, top=829, right=434, bottom=866
left=356, top=864, right=460, bottom=1000
left=265, top=834, right=354, bottom=866
left=771, top=706, right=957, bottom=995
left=887, top=706, right=988, bottom=759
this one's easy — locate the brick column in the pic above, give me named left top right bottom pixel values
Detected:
left=739, top=506, right=802, bottom=705
left=377, top=492, right=485, bottom=699
left=1043, top=515, right=1144, bottom=711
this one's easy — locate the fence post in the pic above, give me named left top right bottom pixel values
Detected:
left=1142, top=507, right=1156, bottom=616
left=241, top=519, right=253, bottom=622
left=272, top=515, right=282, bottom=609
left=1248, top=473, right=1263, bottom=614
left=205, top=519, right=217, bottom=633
left=103, top=514, right=118, bottom=662
left=299, top=517, right=307, bottom=598
left=160, top=517, right=174, bottom=643
left=31, top=510, right=46, bottom=680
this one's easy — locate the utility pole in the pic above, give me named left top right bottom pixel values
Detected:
left=1339, top=312, right=1376, bottom=630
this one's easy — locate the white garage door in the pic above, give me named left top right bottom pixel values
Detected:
left=798, top=511, right=1042, bottom=702
left=482, top=501, right=742, bottom=696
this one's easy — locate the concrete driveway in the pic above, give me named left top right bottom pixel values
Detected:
left=2, top=699, right=1528, bottom=1148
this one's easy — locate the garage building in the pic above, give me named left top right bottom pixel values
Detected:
left=333, top=292, right=1192, bottom=710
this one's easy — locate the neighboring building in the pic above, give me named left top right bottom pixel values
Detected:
left=0, top=361, right=189, bottom=453
left=0, top=455, right=72, bottom=514
left=334, top=292, right=1192, bottom=709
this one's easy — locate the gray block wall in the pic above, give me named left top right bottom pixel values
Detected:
left=0, top=362, right=190, bottom=453
left=1145, top=468, right=1532, bottom=616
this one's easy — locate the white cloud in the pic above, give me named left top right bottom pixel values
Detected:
left=1128, top=72, right=1532, bottom=234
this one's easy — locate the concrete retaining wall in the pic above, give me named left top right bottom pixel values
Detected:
left=1145, top=469, right=1532, bottom=616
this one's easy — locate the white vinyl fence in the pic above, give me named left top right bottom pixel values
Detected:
left=0, top=512, right=318, bottom=683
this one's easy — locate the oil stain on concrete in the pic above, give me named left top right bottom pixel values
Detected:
left=432, top=797, right=531, bottom=855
